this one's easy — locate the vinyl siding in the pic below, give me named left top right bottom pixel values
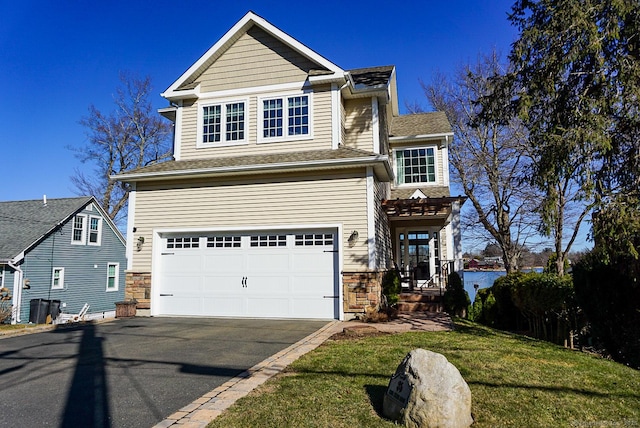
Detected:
left=178, top=85, right=334, bottom=160
left=17, top=205, right=126, bottom=322
left=196, top=26, right=318, bottom=93
left=343, top=98, right=374, bottom=152
left=132, top=171, right=369, bottom=272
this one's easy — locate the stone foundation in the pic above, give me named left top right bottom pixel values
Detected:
left=125, top=271, right=151, bottom=309
left=343, top=271, right=383, bottom=318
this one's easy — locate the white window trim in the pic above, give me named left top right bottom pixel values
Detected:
left=393, top=145, right=439, bottom=187
left=257, top=91, right=314, bottom=144
left=106, top=262, right=119, bottom=292
left=196, top=97, right=249, bottom=148
left=71, top=214, right=87, bottom=245
left=87, top=216, right=103, bottom=246
left=51, top=267, right=65, bottom=290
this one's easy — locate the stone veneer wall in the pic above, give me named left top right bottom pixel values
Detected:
left=342, top=271, right=383, bottom=319
left=125, top=272, right=151, bottom=309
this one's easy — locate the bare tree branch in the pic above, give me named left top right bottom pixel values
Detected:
left=69, top=73, right=173, bottom=226
left=423, top=51, right=540, bottom=273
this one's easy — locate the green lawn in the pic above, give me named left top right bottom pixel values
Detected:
left=208, top=319, right=640, bottom=428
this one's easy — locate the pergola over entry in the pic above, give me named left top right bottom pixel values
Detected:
left=382, top=196, right=466, bottom=220
left=382, top=196, right=467, bottom=290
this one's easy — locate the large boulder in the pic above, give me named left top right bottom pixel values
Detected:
left=382, top=349, right=473, bottom=428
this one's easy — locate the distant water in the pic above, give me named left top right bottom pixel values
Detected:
left=462, top=268, right=543, bottom=302
left=463, top=270, right=506, bottom=302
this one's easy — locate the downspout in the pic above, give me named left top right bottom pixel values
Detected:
left=8, top=260, right=23, bottom=324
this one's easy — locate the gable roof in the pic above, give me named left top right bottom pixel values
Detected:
left=0, top=196, right=123, bottom=262
left=390, top=112, right=453, bottom=139
left=162, top=11, right=345, bottom=100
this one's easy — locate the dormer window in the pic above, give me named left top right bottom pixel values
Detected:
left=395, top=147, right=436, bottom=185
left=198, top=99, right=247, bottom=147
left=259, top=93, right=312, bottom=143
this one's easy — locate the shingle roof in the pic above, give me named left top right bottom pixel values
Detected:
left=115, top=147, right=384, bottom=179
left=390, top=187, right=452, bottom=199
left=0, top=196, right=92, bottom=260
left=390, top=112, right=452, bottom=137
left=349, top=65, right=394, bottom=88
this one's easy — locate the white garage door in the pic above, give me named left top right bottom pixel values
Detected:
left=156, top=231, right=338, bottom=319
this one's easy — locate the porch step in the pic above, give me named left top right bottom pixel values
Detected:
left=397, top=291, right=443, bottom=313
left=397, top=301, right=443, bottom=313
left=399, top=292, right=441, bottom=303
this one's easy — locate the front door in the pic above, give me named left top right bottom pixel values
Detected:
left=399, top=231, right=431, bottom=288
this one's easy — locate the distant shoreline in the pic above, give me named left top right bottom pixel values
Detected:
left=463, top=267, right=544, bottom=272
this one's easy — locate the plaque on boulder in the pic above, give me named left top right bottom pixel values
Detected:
left=382, top=348, right=473, bottom=428
left=386, top=372, right=412, bottom=408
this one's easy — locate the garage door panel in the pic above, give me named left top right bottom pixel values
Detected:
left=246, top=253, right=290, bottom=272
left=291, top=298, right=335, bottom=319
left=247, top=297, right=290, bottom=317
left=163, top=279, right=204, bottom=294
left=202, top=297, right=244, bottom=316
left=202, top=275, right=243, bottom=292
left=247, top=275, right=290, bottom=294
left=203, top=253, right=244, bottom=273
left=291, top=253, right=333, bottom=272
left=158, top=230, right=338, bottom=319
left=165, top=254, right=203, bottom=271
left=291, top=276, right=332, bottom=295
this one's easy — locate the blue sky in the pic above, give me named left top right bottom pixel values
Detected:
left=4, top=1, right=582, bottom=251
left=1, top=0, right=517, bottom=201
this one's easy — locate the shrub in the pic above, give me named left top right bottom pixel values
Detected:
left=443, top=272, right=470, bottom=317
left=470, top=288, right=497, bottom=326
left=473, top=272, right=583, bottom=347
left=381, top=269, right=402, bottom=307
left=510, top=272, right=576, bottom=344
left=573, top=249, right=640, bottom=369
left=491, top=273, right=526, bottom=331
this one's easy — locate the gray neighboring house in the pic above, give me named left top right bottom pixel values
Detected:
left=0, top=196, right=126, bottom=324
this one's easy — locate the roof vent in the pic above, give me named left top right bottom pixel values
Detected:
left=43, top=194, right=47, bottom=207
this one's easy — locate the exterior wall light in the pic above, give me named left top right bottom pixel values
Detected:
left=348, top=230, right=359, bottom=247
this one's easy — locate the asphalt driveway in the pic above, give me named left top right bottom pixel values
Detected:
left=0, top=317, right=329, bottom=428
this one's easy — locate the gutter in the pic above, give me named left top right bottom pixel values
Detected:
left=389, top=132, right=454, bottom=142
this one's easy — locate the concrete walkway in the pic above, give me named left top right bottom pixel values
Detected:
left=156, top=312, right=452, bottom=428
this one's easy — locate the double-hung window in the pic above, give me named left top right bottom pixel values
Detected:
left=200, top=100, right=246, bottom=146
left=106, top=263, right=119, bottom=291
left=395, top=147, right=436, bottom=185
left=71, top=215, right=86, bottom=244
left=52, top=267, right=64, bottom=290
left=88, top=216, right=102, bottom=245
left=260, top=94, right=311, bottom=142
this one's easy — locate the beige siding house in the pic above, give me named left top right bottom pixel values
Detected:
left=115, top=11, right=464, bottom=320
